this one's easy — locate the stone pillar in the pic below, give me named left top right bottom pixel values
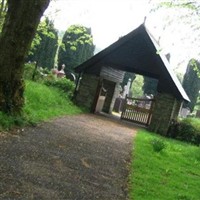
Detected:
left=75, top=74, right=100, bottom=110
left=102, top=80, right=116, bottom=113
left=109, top=82, right=121, bottom=113
left=148, top=92, right=182, bottom=135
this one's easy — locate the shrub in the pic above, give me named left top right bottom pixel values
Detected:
left=43, top=78, right=75, bottom=98
left=24, top=63, right=38, bottom=80
left=151, top=138, right=166, bottom=152
left=24, top=63, right=50, bottom=81
left=168, top=118, right=200, bottom=145
left=24, top=63, right=75, bottom=98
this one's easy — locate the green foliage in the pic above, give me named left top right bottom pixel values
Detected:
left=178, top=118, right=200, bottom=144
left=168, top=118, right=200, bottom=145
left=24, top=80, right=82, bottom=125
left=23, top=62, right=51, bottom=82
left=43, top=78, right=75, bottom=98
left=151, top=138, right=166, bottom=152
left=189, top=58, right=200, bottom=77
left=195, top=95, right=200, bottom=111
left=23, top=80, right=82, bottom=124
left=175, top=71, right=184, bottom=83
left=142, top=76, right=158, bottom=95
left=129, top=130, right=200, bottom=200
left=0, top=80, right=82, bottom=130
left=0, top=112, right=25, bottom=130
left=24, top=62, right=75, bottom=98
left=121, top=72, right=135, bottom=89
left=27, top=17, right=58, bottom=69
left=24, top=62, right=39, bottom=80
left=182, top=59, right=200, bottom=112
left=57, top=24, right=95, bottom=72
left=159, top=1, right=200, bottom=11
left=131, top=75, right=144, bottom=97
left=0, top=0, right=7, bottom=32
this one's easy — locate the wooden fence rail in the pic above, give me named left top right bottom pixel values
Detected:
left=121, top=96, right=154, bottom=126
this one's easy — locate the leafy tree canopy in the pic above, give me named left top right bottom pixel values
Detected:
left=27, top=17, right=58, bottom=69
left=57, top=24, right=95, bottom=72
left=142, top=76, right=158, bottom=96
left=182, top=59, right=200, bottom=112
left=121, top=72, right=135, bottom=89
left=158, top=1, right=200, bottom=11
left=131, top=75, right=144, bottom=97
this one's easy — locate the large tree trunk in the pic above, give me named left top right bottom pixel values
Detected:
left=0, top=0, right=50, bottom=115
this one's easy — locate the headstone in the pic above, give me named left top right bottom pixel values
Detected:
left=179, top=107, right=190, bottom=118
left=122, top=78, right=131, bottom=98
left=57, top=64, right=65, bottom=78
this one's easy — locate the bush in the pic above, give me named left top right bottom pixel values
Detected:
left=24, top=63, right=75, bottom=98
left=43, top=78, right=75, bottom=98
left=24, top=63, right=37, bottom=80
left=151, top=138, right=166, bottom=152
left=168, top=118, right=200, bottom=145
left=24, top=63, right=50, bottom=81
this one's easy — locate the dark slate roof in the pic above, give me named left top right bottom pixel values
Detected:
left=75, top=24, right=190, bottom=102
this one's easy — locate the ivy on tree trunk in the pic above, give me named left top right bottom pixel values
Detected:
left=0, top=0, right=50, bottom=115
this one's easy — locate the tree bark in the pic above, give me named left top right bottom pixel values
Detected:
left=0, top=0, right=50, bottom=115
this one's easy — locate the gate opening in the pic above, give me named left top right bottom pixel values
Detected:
left=121, top=96, right=154, bottom=126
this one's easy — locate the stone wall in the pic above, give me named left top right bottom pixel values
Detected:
left=74, top=74, right=100, bottom=110
left=148, top=92, right=182, bottom=135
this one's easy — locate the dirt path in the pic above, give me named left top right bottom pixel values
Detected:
left=0, top=114, right=137, bottom=200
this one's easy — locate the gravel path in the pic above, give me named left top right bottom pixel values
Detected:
left=0, top=113, right=136, bottom=200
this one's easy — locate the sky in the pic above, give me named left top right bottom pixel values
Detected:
left=46, top=0, right=150, bottom=48
left=45, top=0, right=200, bottom=74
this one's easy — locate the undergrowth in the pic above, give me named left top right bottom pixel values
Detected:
left=0, top=80, right=83, bottom=130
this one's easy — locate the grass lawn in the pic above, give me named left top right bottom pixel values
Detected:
left=0, top=80, right=83, bottom=130
left=129, top=129, right=200, bottom=200
left=23, top=80, right=83, bottom=122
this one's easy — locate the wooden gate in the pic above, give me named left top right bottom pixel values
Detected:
left=121, top=96, right=154, bottom=126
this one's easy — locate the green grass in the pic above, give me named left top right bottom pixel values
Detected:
left=0, top=80, right=83, bottom=130
left=187, top=118, right=200, bottom=127
left=129, top=130, right=200, bottom=200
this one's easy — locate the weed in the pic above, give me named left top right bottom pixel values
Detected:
left=151, top=138, right=166, bottom=152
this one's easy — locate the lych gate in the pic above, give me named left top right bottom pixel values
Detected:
left=74, top=24, right=190, bottom=135
left=121, top=96, right=154, bottom=126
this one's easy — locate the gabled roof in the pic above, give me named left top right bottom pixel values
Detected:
left=75, top=24, right=190, bottom=102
